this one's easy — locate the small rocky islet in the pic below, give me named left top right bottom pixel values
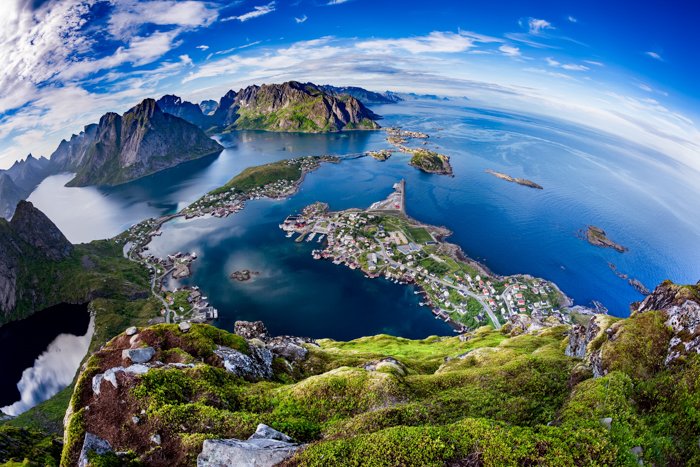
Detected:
left=585, top=225, right=628, bottom=252
left=230, top=269, right=260, bottom=282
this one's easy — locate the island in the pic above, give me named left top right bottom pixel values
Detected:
left=585, top=225, right=628, bottom=252
left=608, top=262, right=650, bottom=295
left=280, top=181, right=570, bottom=331
left=408, top=149, right=453, bottom=175
left=485, top=169, right=543, bottom=189
left=230, top=269, right=260, bottom=282
left=366, top=149, right=393, bottom=161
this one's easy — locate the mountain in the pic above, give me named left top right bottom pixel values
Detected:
left=5, top=154, right=54, bottom=192
left=199, top=99, right=218, bottom=116
left=0, top=201, right=72, bottom=318
left=156, top=95, right=212, bottom=130
left=0, top=154, right=56, bottom=219
left=43, top=278, right=700, bottom=466
left=319, top=84, right=403, bottom=105
left=50, top=123, right=99, bottom=171
left=206, top=81, right=381, bottom=133
left=65, top=99, right=224, bottom=187
left=0, top=173, right=24, bottom=220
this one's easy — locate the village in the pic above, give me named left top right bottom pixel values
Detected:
left=280, top=181, right=571, bottom=331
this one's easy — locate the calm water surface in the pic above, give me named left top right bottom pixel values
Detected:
left=27, top=100, right=700, bottom=325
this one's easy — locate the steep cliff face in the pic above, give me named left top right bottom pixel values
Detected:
left=65, top=99, right=223, bottom=187
left=211, top=89, right=239, bottom=129
left=156, top=95, right=211, bottom=130
left=50, top=123, right=99, bottom=171
left=0, top=201, right=72, bottom=317
left=0, top=173, right=24, bottom=220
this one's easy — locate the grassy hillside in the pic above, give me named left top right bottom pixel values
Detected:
left=55, top=299, right=700, bottom=466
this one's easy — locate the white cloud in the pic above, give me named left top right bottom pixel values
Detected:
left=222, top=2, right=276, bottom=22
left=295, top=15, right=308, bottom=23
left=645, top=51, right=663, bottom=61
left=196, top=45, right=209, bottom=51
left=584, top=60, right=604, bottom=67
left=567, top=15, right=577, bottom=23
left=107, top=0, right=219, bottom=39
left=356, top=30, right=499, bottom=54
left=546, top=57, right=588, bottom=72
left=525, top=17, right=554, bottom=34
left=327, top=0, right=351, bottom=4
left=499, top=45, right=521, bottom=57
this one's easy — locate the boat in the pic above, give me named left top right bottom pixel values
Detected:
left=306, top=232, right=316, bottom=242
left=286, top=231, right=294, bottom=238
left=317, top=234, right=325, bottom=243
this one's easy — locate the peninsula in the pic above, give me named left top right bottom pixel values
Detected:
left=585, top=225, right=628, bottom=252
left=485, top=169, right=543, bottom=189
left=280, top=181, right=570, bottom=331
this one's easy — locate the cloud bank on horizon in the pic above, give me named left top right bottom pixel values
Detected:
left=0, top=0, right=698, bottom=172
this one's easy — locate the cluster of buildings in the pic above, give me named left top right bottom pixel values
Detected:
left=280, top=191, right=565, bottom=331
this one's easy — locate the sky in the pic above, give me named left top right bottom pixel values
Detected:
left=0, top=0, right=698, bottom=172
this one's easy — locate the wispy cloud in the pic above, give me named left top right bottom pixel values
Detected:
left=327, top=0, right=351, bottom=4
left=196, top=45, right=209, bottom=51
left=567, top=15, right=577, bottom=23
left=499, top=45, right=521, bottom=57
left=524, top=17, right=554, bottom=34
left=222, top=2, right=276, bottom=22
left=295, top=15, right=308, bottom=24
left=645, top=51, right=663, bottom=61
left=546, top=57, right=588, bottom=71
left=357, top=30, right=500, bottom=54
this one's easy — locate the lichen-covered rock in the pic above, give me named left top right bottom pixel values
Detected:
left=234, top=320, right=269, bottom=340
left=215, top=343, right=273, bottom=381
left=197, top=437, right=300, bottom=467
left=78, top=433, right=112, bottom=467
left=662, top=299, right=700, bottom=364
left=566, top=315, right=603, bottom=358
left=122, top=347, right=155, bottom=364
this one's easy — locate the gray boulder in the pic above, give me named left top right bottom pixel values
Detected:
left=215, top=344, right=273, bottom=381
left=78, top=432, right=112, bottom=467
left=122, top=347, right=155, bottom=364
left=197, top=424, right=300, bottom=467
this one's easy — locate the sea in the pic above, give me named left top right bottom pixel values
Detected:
left=2, top=98, right=697, bottom=414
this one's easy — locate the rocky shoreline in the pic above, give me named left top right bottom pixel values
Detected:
left=230, top=269, right=260, bottom=282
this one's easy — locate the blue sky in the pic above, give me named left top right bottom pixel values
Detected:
left=0, top=0, right=698, bottom=171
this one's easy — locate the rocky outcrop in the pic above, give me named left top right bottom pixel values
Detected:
left=65, top=98, right=223, bottom=187
left=197, top=424, right=301, bottom=467
left=9, top=201, right=72, bottom=261
left=215, top=343, right=274, bottom=381
left=635, top=280, right=700, bottom=314
left=234, top=320, right=269, bottom=340
left=78, top=433, right=112, bottom=467
left=566, top=315, right=604, bottom=358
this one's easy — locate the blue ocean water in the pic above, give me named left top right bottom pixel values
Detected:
left=29, top=99, right=700, bottom=329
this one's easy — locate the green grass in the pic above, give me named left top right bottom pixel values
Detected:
left=211, top=161, right=302, bottom=195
